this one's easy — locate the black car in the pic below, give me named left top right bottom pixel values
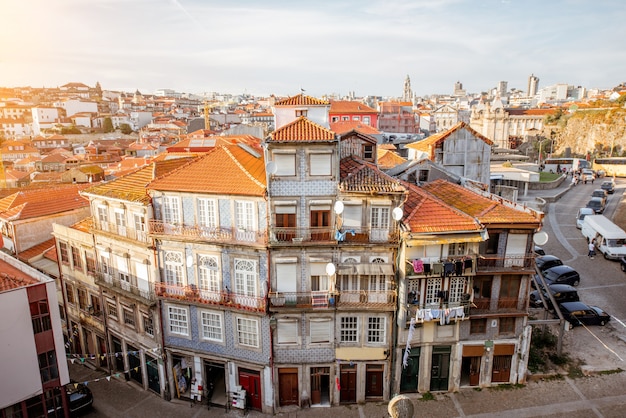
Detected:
left=67, top=383, right=93, bottom=416
left=601, top=180, right=615, bottom=194
left=591, top=189, right=608, bottom=206
left=620, top=256, right=626, bottom=273
left=542, top=265, right=580, bottom=286
left=534, top=245, right=546, bottom=256
left=529, top=284, right=579, bottom=309
left=535, top=255, right=563, bottom=273
left=558, top=301, right=611, bottom=326
left=586, top=197, right=605, bottom=214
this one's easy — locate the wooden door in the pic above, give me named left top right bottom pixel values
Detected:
left=469, top=357, right=481, bottom=386
left=365, top=365, right=384, bottom=398
left=278, top=368, right=299, bottom=406
left=310, top=210, right=331, bottom=241
left=491, top=355, right=511, bottom=383
left=275, top=213, right=296, bottom=241
left=238, top=369, right=262, bottom=410
left=310, top=367, right=329, bottom=405
left=430, top=346, right=451, bottom=392
left=340, top=364, right=357, bottom=403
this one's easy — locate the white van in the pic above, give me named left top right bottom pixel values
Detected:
left=576, top=208, right=595, bottom=229
left=581, top=215, right=626, bottom=260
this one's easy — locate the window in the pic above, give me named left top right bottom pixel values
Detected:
left=66, top=283, right=75, bottom=305
left=367, top=317, right=385, bottom=343
left=142, top=313, right=154, bottom=336
left=331, top=116, right=339, bottom=122
left=115, top=210, right=126, bottom=229
left=484, top=232, right=501, bottom=254
left=310, top=318, right=331, bottom=343
left=277, top=319, right=298, bottom=344
left=236, top=317, right=259, bottom=348
left=235, top=201, right=254, bottom=231
left=134, top=213, right=146, bottom=240
left=342, top=204, right=362, bottom=228
left=499, top=317, right=516, bottom=334
left=474, top=277, right=492, bottom=299
left=363, top=145, right=374, bottom=161
left=164, top=251, right=184, bottom=286
left=123, top=306, right=135, bottom=328
left=101, top=255, right=110, bottom=275
left=168, top=306, right=189, bottom=336
left=90, top=294, right=101, bottom=315
left=425, top=278, right=442, bottom=305
left=197, top=198, right=218, bottom=228
left=448, top=242, right=466, bottom=256
left=295, top=109, right=308, bottom=117
left=71, top=247, right=82, bottom=270
left=309, top=153, right=331, bottom=176
left=340, top=316, right=358, bottom=343
left=59, top=242, right=69, bottom=264
left=470, top=318, right=487, bottom=334
left=274, top=153, right=296, bottom=176
left=341, top=116, right=349, bottom=121
left=198, top=255, right=220, bottom=292
left=85, top=252, right=96, bottom=274
left=200, top=311, right=223, bottom=342
left=234, top=259, right=257, bottom=297
left=77, top=288, right=88, bottom=310
left=363, top=116, right=371, bottom=125
left=97, top=205, right=108, bottom=224
left=38, top=350, right=59, bottom=383
left=449, top=277, right=466, bottom=303
left=107, top=302, right=117, bottom=319
left=274, top=207, right=296, bottom=241
left=30, top=300, right=51, bottom=334
left=371, top=206, right=390, bottom=229
left=163, top=196, right=181, bottom=224
left=500, top=276, right=521, bottom=299
left=418, top=169, right=429, bottom=182
left=352, top=116, right=360, bottom=121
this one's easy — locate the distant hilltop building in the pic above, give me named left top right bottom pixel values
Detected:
left=527, top=74, right=540, bottom=97
left=403, top=75, right=413, bottom=102
left=454, top=81, right=466, bottom=97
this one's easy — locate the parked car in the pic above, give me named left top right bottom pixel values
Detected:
left=530, top=284, right=579, bottom=309
left=47, top=382, right=93, bottom=417
left=576, top=207, right=595, bottom=229
left=620, top=256, right=626, bottom=272
left=591, top=189, right=608, bottom=206
left=601, top=180, right=615, bottom=194
left=534, top=245, right=546, bottom=256
left=581, top=169, right=595, bottom=183
left=586, top=196, right=605, bottom=214
left=558, top=301, right=611, bottom=326
left=542, top=265, right=581, bottom=286
left=535, top=255, right=563, bottom=273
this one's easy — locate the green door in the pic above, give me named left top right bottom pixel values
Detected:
left=430, top=346, right=451, bottom=391
left=400, top=348, right=420, bottom=392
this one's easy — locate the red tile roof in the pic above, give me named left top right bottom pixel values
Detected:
left=329, top=100, right=377, bottom=114
left=421, top=180, right=542, bottom=227
left=405, top=122, right=492, bottom=160
left=340, top=156, right=405, bottom=194
left=0, top=184, right=90, bottom=221
left=17, top=237, right=56, bottom=262
left=377, top=149, right=407, bottom=170
left=84, top=158, right=195, bottom=203
left=148, top=144, right=266, bottom=196
left=330, top=121, right=380, bottom=135
left=274, top=94, right=329, bottom=106
left=0, top=260, right=40, bottom=292
left=403, top=183, right=483, bottom=233
left=269, top=117, right=336, bottom=142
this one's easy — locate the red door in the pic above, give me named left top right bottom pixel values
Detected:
left=340, top=364, right=357, bottom=403
left=238, top=369, right=262, bottom=410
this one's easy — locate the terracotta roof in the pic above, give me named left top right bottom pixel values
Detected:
left=421, top=180, right=541, bottom=226
left=403, top=183, right=482, bottom=233
left=377, top=149, right=407, bottom=170
left=44, top=244, right=58, bottom=262
left=17, top=238, right=56, bottom=262
left=405, top=122, right=493, bottom=160
left=329, top=100, right=377, bottom=113
left=0, top=184, right=90, bottom=221
left=168, top=135, right=260, bottom=152
left=269, top=117, right=336, bottom=142
left=148, top=144, right=266, bottom=196
left=330, top=121, right=380, bottom=135
left=274, top=93, right=329, bottom=106
left=507, top=108, right=556, bottom=116
left=71, top=217, right=93, bottom=233
left=84, top=158, right=194, bottom=203
left=339, top=156, right=405, bottom=194
left=0, top=263, right=40, bottom=292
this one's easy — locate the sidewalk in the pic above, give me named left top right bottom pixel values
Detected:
left=69, top=361, right=626, bottom=418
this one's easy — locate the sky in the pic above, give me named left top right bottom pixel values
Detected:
left=1, top=0, right=624, bottom=98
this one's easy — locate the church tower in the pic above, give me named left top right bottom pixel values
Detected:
left=402, top=75, right=413, bottom=102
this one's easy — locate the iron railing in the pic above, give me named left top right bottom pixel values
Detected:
left=95, top=269, right=156, bottom=303
left=149, top=220, right=266, bottom=245
left=155, top=283, right=266, bottom=312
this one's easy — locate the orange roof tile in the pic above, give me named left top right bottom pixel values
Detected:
left=340, top=156, right=405, bottom=194
left=274, top=93, right=329, bottom=106
left=377, top=149, right=407, bottom=170
left=0, top=262, right=40, bottom=293
left=0, top=184, right=90, bottom=221
left=269, top=117, right=336, bottom=142
left=148, top=144, right=266, bottom=196
left=71, top=217, right=93, bottom=233
left=329, top=100, right=377, bottom=114
left=330, top=121, right=380, bottom=135
left=403, top=183, right=483, bottom=233
left=421, top=180, right=541, bottom=227
left=405, top=122, right=492, bottom=160
left=84, top=158, right=195, bottom=203
left=17, top=237, right=57, bottom=262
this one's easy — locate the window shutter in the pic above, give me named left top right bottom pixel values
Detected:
left=342, top=204, right=361, bottom=227
left=277, top=320, right=298, bottom=344
left=310, top=154, right=331, bottom=176
left=310, top=319, right=331, bottom=343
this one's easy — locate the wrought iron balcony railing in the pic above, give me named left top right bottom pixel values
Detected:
left=149, top=220, right=266, bottom=245
left=268, top=289, right=397, bottom=310
left=270, top=226, right=399, bottom=245
left=155, top=283, right=266, bottom=312
left=94, top=221, right=150, bottom=243
left=95, top=269, right=156, bottom=303
left=476, top=254, right=535, bottom=271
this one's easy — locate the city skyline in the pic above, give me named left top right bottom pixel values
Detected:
left=1, top=0, right=624, bottom=98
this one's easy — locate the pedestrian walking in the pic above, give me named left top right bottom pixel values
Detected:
left=588, top=239, right=596, bottom=258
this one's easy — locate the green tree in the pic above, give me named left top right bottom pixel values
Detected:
left=119, top=123, right=133, bottom=135
left=103, top=117, right=114, bottom=133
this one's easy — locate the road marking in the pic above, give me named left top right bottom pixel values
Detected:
left=565, top=377, right=604, bottom=417
left=450, top=393, right=466, bottom=417
left=580, top=323, right=624, bottom=362
left=578, top=283, right=626, bottom=290
left=548, top=202, right=581, bottom=262
left=611, top=316, right=626, bottom=329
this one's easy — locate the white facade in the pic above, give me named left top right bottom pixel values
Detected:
left=31, top=107, right=60, bottom=136
left=273, top=104, right=330, bottom=130
left=53, top=99, right=98, bottom=117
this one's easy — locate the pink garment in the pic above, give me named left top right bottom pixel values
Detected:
left=412, top=259, right=424, bottom=273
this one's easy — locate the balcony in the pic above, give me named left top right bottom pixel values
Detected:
left=94, top=221, right=150, bottom=243
left=476, top=254, right=535, bottom=272
left=95, top=269, right=156, bottom=304
left=469, top=297, right=527, bottom=314
left=270, top=226, right=400, bottom=245
left=149, top=220, right=266, bottom=245
left=155, top=283, right=266, bottom=313
left=406, top=256, right=476, bottom=277
left=407, top=301, right=470, bottom=324
left=268, top=289, right=396, bottom=310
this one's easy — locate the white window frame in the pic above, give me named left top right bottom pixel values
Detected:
left=167, top=305, right=189, bottom=336
left=164, top=251, right=184, bottom=286
left=236, top=317, right=259, bottom=348
left=197, top=198, right=218, bottom=228
left=200, top=310, right=224, bottom=343
left=367, top=317, right=386, bottom=343
left=340, top=316, right=358, bottom=343
left=371, top=206, right=390, bottom=229
left=277, top=319, right=298, bottom=345
left=425, top=277, right=442, bottom=305
left=163, top=196, right=181, bottom=224
left=235, top=200, right=255, bottom=231
left=197, top=255, right=220, bottom=292
left=234, top=259, right=257, bottom=297
left=97, top=205, right=108, bottom=224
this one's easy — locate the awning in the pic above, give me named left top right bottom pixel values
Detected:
left=337, top=264, right=394, bottom=275
left=407, top=233, right=484, bottom=246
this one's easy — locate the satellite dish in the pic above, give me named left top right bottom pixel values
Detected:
left=325, top=262, right=336, bottom=276
left=266, top=161, right=277, bottom=175
left=533, top=231, right=549, bottom=246
left=392, top=207, right=403, bottom=221
left=334, top=201, right=344, bottom=215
